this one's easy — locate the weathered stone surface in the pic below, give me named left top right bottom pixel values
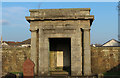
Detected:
left=83, top=28, right=91, bottom=76
left=91, top=47, right=120, bottom=74
left=26, top=8, right=94, bottom=76
left=3, top=8, right=120, bottom=77
left=29, top=8, right=91, bottom=18
left=2, top=47, right=120, bottom=76
left=2, top=47, right=30, bottom=76
left=30, top=30, right=38, bottom=75
left=25, top=8, right=95, bottom=76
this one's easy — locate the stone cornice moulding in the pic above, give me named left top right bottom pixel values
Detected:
left=25, top=15, right=94, bottom=23
left=29, top=8, right=91, bottom=12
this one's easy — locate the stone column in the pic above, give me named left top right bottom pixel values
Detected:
left=83, top=28, right=91, bottom=76
left=30, top=29, right=38, bottom=75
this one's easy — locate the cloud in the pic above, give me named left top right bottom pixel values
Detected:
left=0, top=20, right=9, bottom=25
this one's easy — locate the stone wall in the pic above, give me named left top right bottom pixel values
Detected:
left=2, top=47, right=30, bottom=75
left=91, top=47, right=120, bottom=74
left=2, top=47, right=120, bottom=75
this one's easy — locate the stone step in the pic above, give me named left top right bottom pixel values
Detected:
left=50, top=71, right=69, bottom=76
left=35, top=76, right=97, bottom=78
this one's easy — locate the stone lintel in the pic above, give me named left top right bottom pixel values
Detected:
left=42, top=28, right=76, bottom=30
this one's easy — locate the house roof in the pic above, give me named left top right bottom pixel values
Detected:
left=21, top=38, right=31, bottom=44
left=2, top=41, right=22, bottom=46
left=1, top=38, right=31, bottom=46
left=102, top=39, right=120, bottom=46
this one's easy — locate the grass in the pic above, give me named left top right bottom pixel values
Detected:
left=10, top=72, right=23, bottom=78
left=103, top=71, right=120, bottom=76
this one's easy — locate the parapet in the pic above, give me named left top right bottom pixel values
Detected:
left=26, top=8, right=94, bottom=23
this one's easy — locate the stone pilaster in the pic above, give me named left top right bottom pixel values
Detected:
left=38, top=28, right=49, bottom=76
left=71, top=28, right=82, bottom=76
left=30, top=29, right=38, bottom=75
left=83, top=28, right=91, bottom=76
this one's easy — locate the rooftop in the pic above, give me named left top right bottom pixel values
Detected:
left=29, top=8, right=91, bottom=12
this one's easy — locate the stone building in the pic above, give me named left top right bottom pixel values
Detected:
left=25, top=8, right=94, bottom=76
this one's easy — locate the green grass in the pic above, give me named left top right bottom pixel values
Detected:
left=10, top=72, right=23, bottom=78
left=103, top=71, right=120, bottom=76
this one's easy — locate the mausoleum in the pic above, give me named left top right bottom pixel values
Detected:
left=25, top=8, right=94, bottom=76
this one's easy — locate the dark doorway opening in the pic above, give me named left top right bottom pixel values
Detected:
left=49, top=38, right=71, bottom=75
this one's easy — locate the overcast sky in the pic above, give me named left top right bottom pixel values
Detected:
left=1, top=2, right=118, bottom=44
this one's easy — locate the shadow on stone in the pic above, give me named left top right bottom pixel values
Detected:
left=1, top=73, right=16, bottom=78
left=103, top=64, right=120, bottom=78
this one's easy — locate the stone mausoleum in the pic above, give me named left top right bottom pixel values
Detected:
left=26, top=8, right=94, bottom=76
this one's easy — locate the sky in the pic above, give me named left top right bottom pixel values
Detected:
left=1, top=0, right=119, bottom=2
left=1, top=2, right=118, bottom=44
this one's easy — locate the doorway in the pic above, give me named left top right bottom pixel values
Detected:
left=49, top=38, right=71, bottom=74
